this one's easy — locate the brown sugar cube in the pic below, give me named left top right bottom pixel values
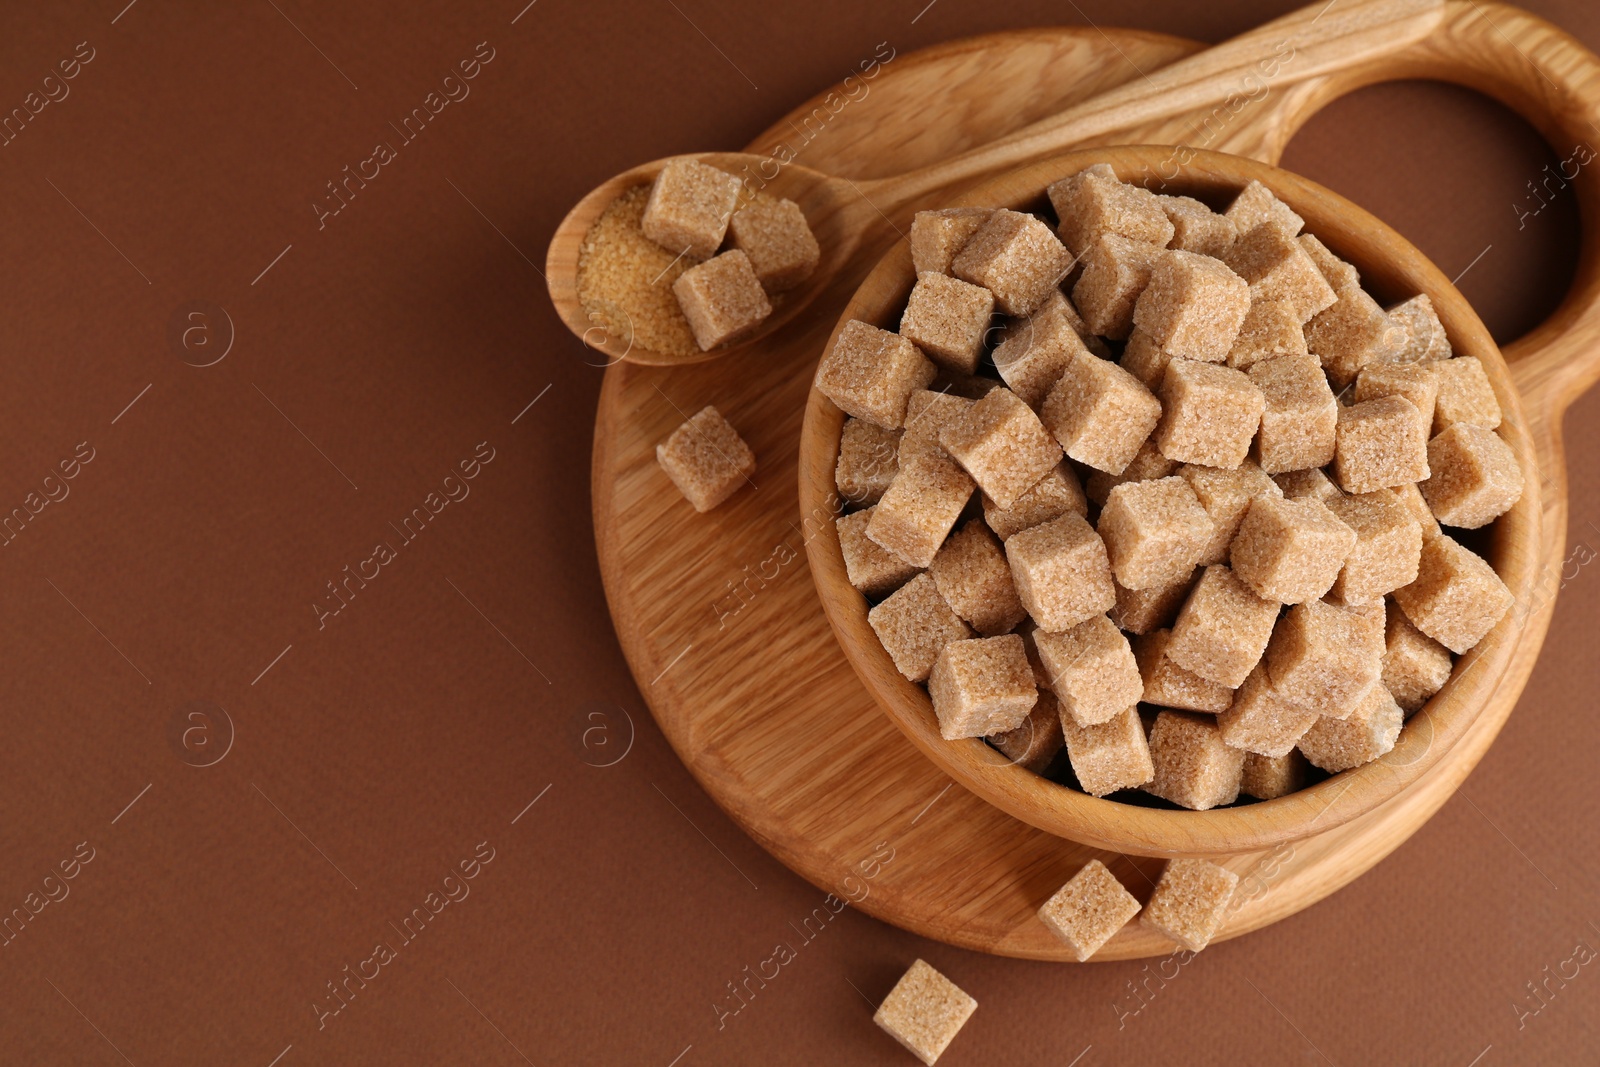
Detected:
left=940, top=389, right=1064, bottom=509
left=1241, top=750, right=1309, bottom=799
left=1217, top=662, right=1319, bottom=757
left=1040, top=351, right=1163, bottom=474
left=1037, top=859, right=1142, bottom=961
left=1334, top=396, right=1430, bottom=493
left=1120, top=328, right=1178, bottom=387
left=992, top=291, right=1095, bottom=407
left=868, top=458, right=974, bottom=568
left=1307, top=286, right=1405, bottom=388
left=838, top=508, right=919, bottom=598
left=1134, top=250, right=1252, bottom=363
left=1324, top=490, right=1422, bottom=605
left=639, top=158, right=742, bottom=258
left=868, top=574, right=973, bottom=683
left=1232, top=495, right=1356, bottom=604
left=873, top=958, right=977, bottom=1066
left=1423, top=424, right=1524, bottom=530
left=1355, top=358, right=1440, bottom=431
left=1180, top=460, right=1282, bottom=565
left=910, top=207, right=993, bottom=276
left=901, top=389, right=976, bottom=458
left=1112, top=570, right=1197, bottom=635
left=672, top=251, right=773, bottom=351
left=1086, top=439, right=1177, bottom=507
left=1005, top=512, right=1116, bottom=632
left=727, top=196, right=819, bottom=291
left=929, top=634, right=1038, bottom=740
left=1062, top=705, right=1156, bottom=796
left=1223, top=222, right=1337, bottom=324
left=835, top=418, right=901, bottom=505
left=1298, top=233, right=1359, bottom=292
left=989, top=687, right=1065, bottom=772
left=1225, top=179, right=1304, bottom=237
left=1297, top=682, right=1403, bottom=772
left=1393, top=533, right=1513, bottom=653
left=930, top=520, right=1028, bottom=636
left=1155, top=359, right=1265, bottom=469
left=1226, top=297, right=1309, bottom=371
left=1159, top=194, right=1238, bottom=258
left=1145, top=711, right=1245, bottom=810
left=1248, top=352, right=1338, bottom=475
left=1071, top=234, right=1167, bottom=340
left=1141, top=858, right=1240, bottom=951
left=952, top=209, right=1074, bottom=317
left=900, top=272, right=996, bottom=375
left=815, top=320, right=937, bottom=429
left=1383, top=602, right=1453, bottom=716
left=1048, top=164, right=1175, bottom=257
left=1167, top=565, right=1280, bottom=688
left=1035, top=615, right=1143, bottom=726
left=1133, top=629, right=1235, bottom=713
left=1387, top=293, right=1452, bottom=363
left=1265, top=599, right=1382, bottom=713
left=983, top=460, right=1087, bottom=539
left=1274, top=466, right=1341, bottom=503
left=655, top=404, right=756, bottom=512
left=1344, top=597, right=1387, bottom=650
left=1394, top=480, right=1442, bottom=540
left=1099, top=476, right=1214, bottom=591
left=1432, top=356, right=1503, bottom=432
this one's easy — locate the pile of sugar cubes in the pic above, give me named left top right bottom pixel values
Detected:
left=638, top=158, right=820, bottom=350
left=818, top=164, right=1523, bottom=810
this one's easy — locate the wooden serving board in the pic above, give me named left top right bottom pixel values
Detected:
left=591, top=11, right=1600, bottom=960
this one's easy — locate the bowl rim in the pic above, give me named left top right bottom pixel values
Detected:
left=797, top=145, right=1542, bottom=858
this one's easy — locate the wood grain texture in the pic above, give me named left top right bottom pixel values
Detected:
left=588, top=4, right=1600, bottom=960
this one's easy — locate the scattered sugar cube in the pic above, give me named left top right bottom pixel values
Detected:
left=1134, top=628, right=1235, bottom=713
left=1387, top=293, right=1452, bottom=363
left=910, top=207, right=993, bottom=275
left=940, top=388, right=1064, bottom=509
left=1393, top=533, right=1513, bottom=653
left=1134, top=250, right=1251, bottom=362
left=835, top=418, right=901, bottom=505
left=1071, top=234, right=1167, bottom=339
left=1040, top=348, right=1163, bottom=474
left=1120, top=328, right=1177, bottom=386
left=1217, top=662, right=1319, bottom=757
left=1432, top=356, right=1503, bottom=432
left=815, top=320, right=937, bottom=429
left=640, top=158, right=742, bottom=258
left=672, top=250, right=773, bottom=350
left=868, top=573, right=973, bottom=683
left=1355, top=358, right=1440, bottom=431
left=1141, top=859, right=1240, bottom=951
left=868, top=455, right=974, bottom=568
left=1049, top=164, right=1174, bottom=257
left=1112, top=570, right=1197, bottom=635
left=1225, top=180, right=1304, bottom=237
left=1298, top=233, right=1359, bottom=292
left=1086, top=438, right=1177, bottom=506
left=1383, top=601, right=1453, bottom=716
left=1004, top=512, right=1117, bottom=632
left=1333, top=396, right=1430, bottom=493
left=989, top=687, right=1065, bottom=772
left=992, top=291, right=1094, bottom=406
left=838, top=507, right=919, bottom=598
left=1167, top=565, right=1281, bottom=688
left=655, top=405, right=756, bottom=512
left=727, top=196, right=819, bottom=291
left=1099, top=476, right=1214, bottom=591
left=1326, top=490, right=1424, bottom=604
left=952, top=209, right=1074, bottom=317
left=873, top=959, right=977, bottom=1066
left=983, top=460, right=1087, bottom=539
left=1035, top=614, right=1143, bottom=726
left=1226, top=297, right=1309, bottom=370
left=1274, top=466, right=1341, bottom=503
left=900, top=272, right=996, bottom=375
left=929, top=634, right=1038, bottom=739
left=1248, top=352, right=1338, bottom=475
left=1241, top=750, right=1309, bottom=800
left=1232, top=495, right=1356, bottom=604
left=1145, top=711, right=1245, bottom=810
left=1037, top=859, right=1143, bottom=961
left=1307, top=285, right=1405, bottom=388
left=1223, top=222, right=1337, bottom=323
left=1265, top=599, right=1383, bottom=714
left=1297, top=682, right=1403, bottom=772
left=1155, top=359, right=1265, bottom=469
left=1394, top=480, right=1442, bottom=540
left=930, top=520, right=1028, bottom=636
left=1159, top=194, right=1238, bottom=258
left=1180, top=460, right=1281, bottom=565
left=1062, top=705, right=1155, bottom=796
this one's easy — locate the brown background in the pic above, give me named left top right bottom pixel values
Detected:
left=0, top=1, right=1596, bottom=1064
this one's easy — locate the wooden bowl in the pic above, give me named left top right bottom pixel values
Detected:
left=798, top=145, right=1540, bottom=859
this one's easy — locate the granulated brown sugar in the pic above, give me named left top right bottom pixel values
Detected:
left=576, top=184, right=702, bottom=358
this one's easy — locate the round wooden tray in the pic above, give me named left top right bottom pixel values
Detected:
left=591, top=11, right=1600, bottom=959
